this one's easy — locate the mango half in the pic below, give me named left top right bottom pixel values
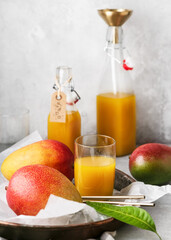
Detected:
left=6, top=164, right=82, bottom=216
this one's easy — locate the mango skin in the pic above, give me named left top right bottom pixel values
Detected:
left=6, top=164, right=82, bottom=216
left=1, top=140, right=74, bottom=181
left=129, top=143, right=171, bottom=185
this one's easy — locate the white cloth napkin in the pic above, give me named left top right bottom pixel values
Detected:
left=119, top=181, right=171, bottom=202
left=0, top=193, right=105, bottom=225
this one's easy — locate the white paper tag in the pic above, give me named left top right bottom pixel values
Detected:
left=50, top=92, right=66, bottom=123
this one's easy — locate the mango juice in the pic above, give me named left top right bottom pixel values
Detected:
left=48, top=110, right=81, bottom=153
left=97, top=92, right=136, bottom=156
left=74, top=156, right=115, bottom=196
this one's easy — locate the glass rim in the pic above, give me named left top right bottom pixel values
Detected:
left=75, top=134, right=116, bottom=148
left=0, top=107, right=29, bottom=117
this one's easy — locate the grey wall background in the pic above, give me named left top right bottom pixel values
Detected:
left=0, top=0, right=171, bottom=144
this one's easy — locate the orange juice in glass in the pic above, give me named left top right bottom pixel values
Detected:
left=74, top=135, right=116, bottom=196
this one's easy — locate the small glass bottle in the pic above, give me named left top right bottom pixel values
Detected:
left=48, top=66, right=81, bottom=153
left=97, top=9, right=136, bottom=156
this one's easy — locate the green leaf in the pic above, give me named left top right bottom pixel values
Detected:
left=86, top=202, right=162, bottom=240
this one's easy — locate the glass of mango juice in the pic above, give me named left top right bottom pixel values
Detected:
left=74, top=135, right=116, bottom=196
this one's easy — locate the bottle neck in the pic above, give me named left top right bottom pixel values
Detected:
left=58, top=86, right=77, bottom=109
left=55, top=66, right=75, bottom=106
left=54, top=66, right=80, bottom=108
left=56, top=66, right=72, bottom=87
left=101, top=26, right=134, bottom=95
left=106, top=26, right=123, bottom=45
left=105, top=26, right=124, bottom=62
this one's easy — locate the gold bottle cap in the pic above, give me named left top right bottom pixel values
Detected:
left=98, top=9, right=132, bottom=26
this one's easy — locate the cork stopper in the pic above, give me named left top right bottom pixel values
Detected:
left=98, top=9, right=132, bottom=26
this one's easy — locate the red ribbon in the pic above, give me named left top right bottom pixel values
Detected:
left=123, top=59, right=133, bottom=71
left=66, top=99, right=79, bottom=106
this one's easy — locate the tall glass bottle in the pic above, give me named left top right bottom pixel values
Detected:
left=48, top=66, right=81, bottom=153
left=97, top=9, right=136, bottom=156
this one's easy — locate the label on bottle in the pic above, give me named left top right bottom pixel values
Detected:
left=50, top=92, right=66, bottom=122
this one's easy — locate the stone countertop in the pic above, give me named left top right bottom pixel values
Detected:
left=115, top=154, right=171, bottom=240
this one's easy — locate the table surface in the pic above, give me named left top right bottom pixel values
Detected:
left=115, top=155, right=171, bottom=240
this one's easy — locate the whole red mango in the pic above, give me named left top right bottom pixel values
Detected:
left=6, top=164, right=82, bottom=216
left=129, top=143, right=171, bottom=185
left=1, top=140, right=74, bottom=181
